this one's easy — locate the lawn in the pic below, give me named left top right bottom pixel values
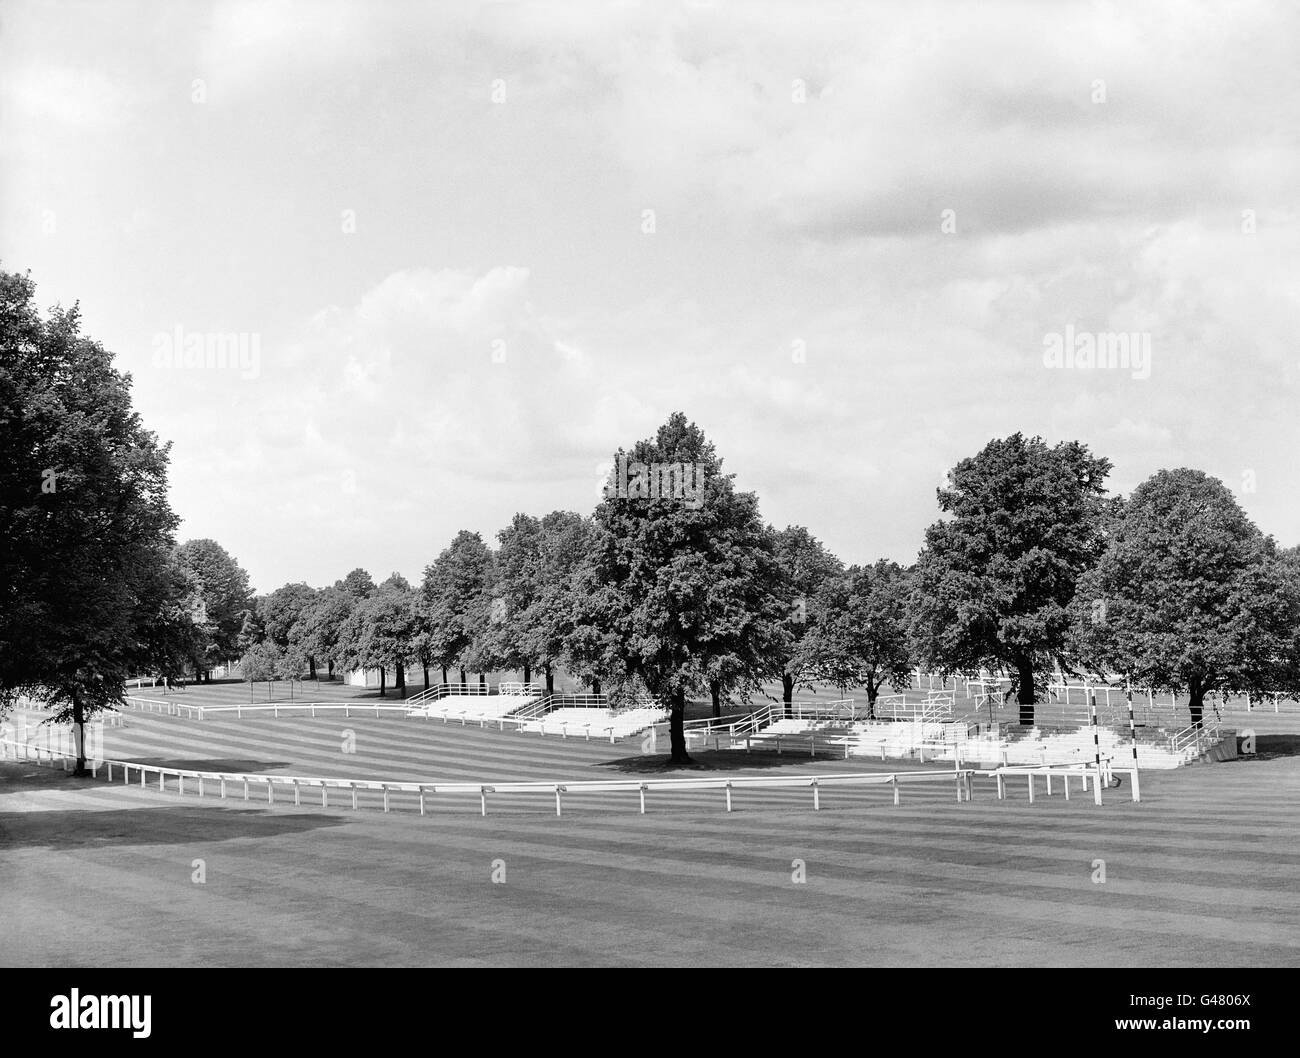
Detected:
left=2, top=699, right=1298, bottom=967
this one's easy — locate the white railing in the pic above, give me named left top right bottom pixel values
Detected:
left=1169, top=718, right=1222, bottom=757
left=0, top=735, right=978, bottom=814
left=192, top=702, right=413, bottom=720
left=791, top=699, right=856, bottom=721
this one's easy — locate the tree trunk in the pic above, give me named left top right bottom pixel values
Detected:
left=327, top=660, right=334, bottom=680
left=710, top=680, right=721, bottom=718
left=1016, top=657, right=1035, bottom=726
left=441, top=665, right=448, bottom=684
left=422, top=664, right=429, bottom=689
left=866, top=682, right=877, bottom=721
left=545, top=664, right=554, bottom=694
left=308, top=657, right=317, bottom=680
left=782, top=671, right=794, bottom=719
left=1189, top=681, right=1204, bottom=729
left=459, top=667, right=466, bottom=685
left=669, top=688, right=693, bottom=764
left=71, top=693, right=88, bottom=776
left=479, top=672, right=486, bottom=689
left=523, top=662, right=531, bottom=685
left=379, top=669, right=386, bottom=697
left=591, top=677, right=601, bottom=695
left=396, top=662, right=406, bottom=696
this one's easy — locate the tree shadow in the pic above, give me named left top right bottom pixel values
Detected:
left=0, top=806, right=348, bottom=851
left=1225, top=735, right=1300, bottom=761
left=594, top=749, right=848, bottom=774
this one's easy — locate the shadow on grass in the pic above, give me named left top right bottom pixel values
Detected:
left=0, top=805, right=348, bottom=851
left=594, top=749, right=850, bottom=774
left=1224, top=735, right=1300, bottom=761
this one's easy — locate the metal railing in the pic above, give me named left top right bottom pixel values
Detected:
left=1168, top=718, right=1223, bottom=757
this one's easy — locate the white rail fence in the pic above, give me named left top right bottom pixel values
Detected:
left=2, top=735, right=989, bottom=814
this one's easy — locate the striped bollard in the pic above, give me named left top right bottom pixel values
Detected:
left=1127, top=682, right=1141, bottom=803
left=1091, top=695, right=1103, bottom=806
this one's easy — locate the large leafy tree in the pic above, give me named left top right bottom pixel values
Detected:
left=1073, top=469, right=1299, bottom=727
left=0, top=269, right=191, bottom=771
left=529, top=511, right=594, bottom=693
left=908, top=434, right=1113, bottom=725
left=577, top=413, right=785, bottom=763
left=300, top=586, right=355, bottom=681
left=176, top=538, right=254, bottom=679
left=335, top=567, right=376, bottom=600
left=487, top=513, right=545, bottom=684
left=770, top=526, right=844, bottom=717
left=421, top=530, right=495, bottom=685
left=338, top=583, right=418, bottom=697
left=801, top=560, right=913, bottom=718
left=261, top=582, right=319, bottom=678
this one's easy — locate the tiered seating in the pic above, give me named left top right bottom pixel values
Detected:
left=518, top=707, right=665, bottom=739
left=742, top=716, right=1215, bottom=769
left=408, top=694, right=538, bottom=722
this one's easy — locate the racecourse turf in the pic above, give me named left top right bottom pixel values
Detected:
left=2, top=688, right=1299, bottom=966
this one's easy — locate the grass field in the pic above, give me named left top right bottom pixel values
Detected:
left=3, top=684, right=1299, bottom=967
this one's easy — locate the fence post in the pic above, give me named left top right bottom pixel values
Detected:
left=243, top=778, right=249, bottom=801
left=639, top=783, right=647, bottom=814
left=419, top=787, right=425, bottom=816
left=351, top=783, right=357, bottom=810
left=555, top=785, right=564, bottom=817
left=892, top=775, right=899, bottom=806
left=1126, top=682, right=1141, bottom=804
left=178, top=774, right=184, bottom=796
left=293, top=780, right=300, bottom=807
left=724, top=782, right=733, bottom=813
left=198, top=775, right=204, bottom=797
left=812, top=779, right=820, bottom=811
left=1091, top=695, right=1103, bottom=805
left=480, top=787, right=488, bottom=816
left=268, top=780, right=274, bottom=805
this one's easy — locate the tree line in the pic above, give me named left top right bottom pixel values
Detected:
left=4, top=268, right=1299, bottom=771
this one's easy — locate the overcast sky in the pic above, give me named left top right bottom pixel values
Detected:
left=3, top=0, right=1297, bottom=593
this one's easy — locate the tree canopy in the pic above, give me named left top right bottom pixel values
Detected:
left=1073, top=468, right=1298, bottom=725
left=909, top=434, right=1114, bottom=725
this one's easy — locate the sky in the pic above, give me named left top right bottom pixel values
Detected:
left=2, top=0, right=1298, bottom=594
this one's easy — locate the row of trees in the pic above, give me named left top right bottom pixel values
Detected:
left=4, top=266, right=1298, bottom=771
left=234, top=418, right=1300, bottom=763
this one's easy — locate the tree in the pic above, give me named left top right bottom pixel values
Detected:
left=801, top=561, right=913, bottom=718
left=176, top=538, right=254, bottom=679
left=421, top=531, right=495, bottom=686
left=301, top=587, right=355, bottom=681
left=487, top=513, right=544, bottom=684
left=338, top=583, right=418, bottom=697
left=908, top=434, right=1113, bottom=725
left=262, top=582, right=319, bottom=678
left=770, top=526, right=844, bottom=717
left=0, top=269, right=189, bottom=772
left=529, top=511, right=594, bottom=694
left=335, top=567, right=376, bottom=600
left=1073, top=469, right=1299, bottom=728
left=236, top=608, right=265, bottom=654
left=577, top=413, right=785, bottom=763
